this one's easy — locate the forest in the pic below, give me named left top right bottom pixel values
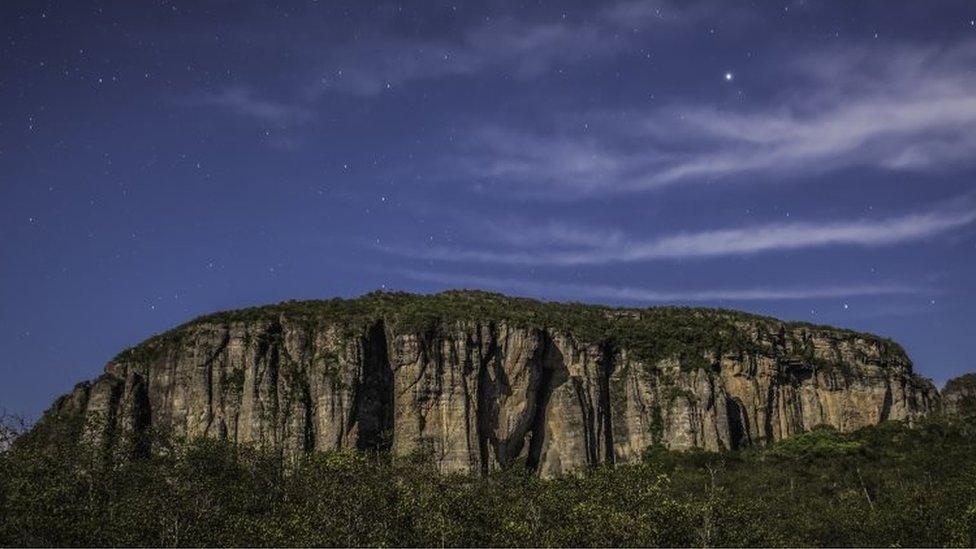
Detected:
left=2, top=409, right=975, bottom=547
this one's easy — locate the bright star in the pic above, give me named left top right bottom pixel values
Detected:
left=724, top=71, right=733, bottom=81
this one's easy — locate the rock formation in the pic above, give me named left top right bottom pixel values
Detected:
left=38, top=291, right=941, bottom=477
left=942, top=373, right=976, bottom=416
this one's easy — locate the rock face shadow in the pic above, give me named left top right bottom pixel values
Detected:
left=474, top=329, right=569, bottom=473
left=526, top=341, right=568, bottom=472
left=354, top=320, right=394, bottom=452
left=725, top=396, right=750, bottom=450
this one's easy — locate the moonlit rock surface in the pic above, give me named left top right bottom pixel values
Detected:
left=38, top=291, right=940, bottom=477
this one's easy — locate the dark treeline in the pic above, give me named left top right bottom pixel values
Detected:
left=2, top=413, right=976, bottom=547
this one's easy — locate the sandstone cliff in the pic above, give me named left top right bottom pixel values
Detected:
left=942, top=373, right=976, bottom=416
left=39, top=291, right=940, bottom=476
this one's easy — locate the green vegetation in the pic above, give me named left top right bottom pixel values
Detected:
left=112, top=290, right=907, bottom=371
left=3, top=414, right=976, bottom=547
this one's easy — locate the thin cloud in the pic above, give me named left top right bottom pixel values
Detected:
left=311, top=1, right=719, bottom=97
left=186, top=87, right=312, bottom=125
left=456, top=42, right=976, bottom=195
left=181, top=1, right=714, bottom=123
left=311, top=19, right=608, bottom=96
left=400, top=269, right=925, bottom=303
left=404, top=196, right=976, bottom=265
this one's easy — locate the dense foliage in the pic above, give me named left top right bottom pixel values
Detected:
left=113, top=290, right=907, bottom=368
left=3, top=413, right=976, bottom=547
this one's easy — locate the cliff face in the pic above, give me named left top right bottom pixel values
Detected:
left=942, top=373, right=976, bottom=416
left=40, top=291, right=939, bottom=476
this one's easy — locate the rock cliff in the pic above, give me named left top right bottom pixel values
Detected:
left=942, top=373, right=976, bottom=416
left=38, top=291, right=940, bottom=476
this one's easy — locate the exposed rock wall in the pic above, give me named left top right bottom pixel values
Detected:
left=942, top=373, right=976, bottom=416
left=40, top=294, right=940, bottom=477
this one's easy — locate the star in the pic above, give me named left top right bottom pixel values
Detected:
left=724, top=71, right=734, bottom=81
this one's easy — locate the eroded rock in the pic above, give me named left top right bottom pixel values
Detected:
left=35, top=291, right=941, bottom=476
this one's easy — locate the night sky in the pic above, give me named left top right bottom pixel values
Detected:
left=3, top=1, right=976, bottom=419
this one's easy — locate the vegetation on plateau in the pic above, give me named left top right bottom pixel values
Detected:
left=3, top=410, right=976, bottom=547
left=113, top=290, right=907, bottom=370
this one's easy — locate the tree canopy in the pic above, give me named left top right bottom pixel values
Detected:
left=3, top=411, right=975, bottom=547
